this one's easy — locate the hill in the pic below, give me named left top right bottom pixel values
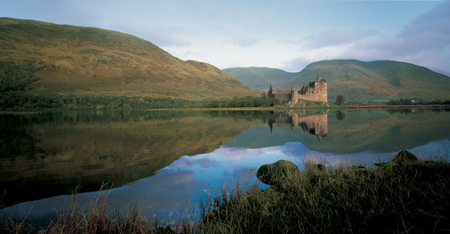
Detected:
left=0, top=18, right=259, bottom=101
left=225, top=60, right=450, bottom=103
left=223, top=67, right=295, bottom=90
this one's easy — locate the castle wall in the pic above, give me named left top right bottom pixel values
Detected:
left=298, top=80, right=327, bottom=102
left=268, top=75, right=328, bottom=105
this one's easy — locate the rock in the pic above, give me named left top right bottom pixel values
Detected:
left=256, top=160, right=300, bottom=187
left=392, top=150, right=418, bottom=164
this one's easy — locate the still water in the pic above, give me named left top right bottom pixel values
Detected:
left=1, top=109, right=449, bottom=224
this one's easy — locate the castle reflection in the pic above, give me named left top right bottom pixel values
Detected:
left=267, top=111, right=328, bottom=141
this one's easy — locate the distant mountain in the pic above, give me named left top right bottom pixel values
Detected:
left=223, top=67, right=295, bottom=90
left=225, top=60, right=450, bottom=103
left=0, top=18, right=259, bottom=100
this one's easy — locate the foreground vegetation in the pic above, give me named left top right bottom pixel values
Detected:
left=201, top=151, right=450, bottom=233
left=1, top=186, right=197, bottom=234
left=1, top=150, right=449, bottom=233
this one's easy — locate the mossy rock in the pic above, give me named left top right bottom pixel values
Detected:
left=392, top=150, right=418, bottom=164
left=256, top=160, right=300, bottom=187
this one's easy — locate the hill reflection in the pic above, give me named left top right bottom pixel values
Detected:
left=226, top=109, right=450, bottom=154
left=0, top=110, right=263, bottom=207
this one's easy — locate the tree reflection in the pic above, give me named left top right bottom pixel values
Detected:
left=335, top=111, right=345, bottom=121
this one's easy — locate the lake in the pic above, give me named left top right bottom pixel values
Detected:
left=1, top=109, right=449, bottom=225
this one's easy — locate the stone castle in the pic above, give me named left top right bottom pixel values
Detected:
left=268, top=75, right=327, bottom=105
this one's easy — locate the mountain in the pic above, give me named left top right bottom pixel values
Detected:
left=0, top=18, right=259, bottom=100
left=223, top=67, right=295, bottom=90
left=225, top=60, right=450, bottom=103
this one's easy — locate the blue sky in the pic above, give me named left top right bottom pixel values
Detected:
left=1, top=0, right=449, bottom=74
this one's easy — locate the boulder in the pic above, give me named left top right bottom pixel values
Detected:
left=256, top=160, right=300, bottom=187
left=392, top=150, right=418, bottom=164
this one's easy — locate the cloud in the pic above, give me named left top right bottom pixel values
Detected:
left=232, top=36, right=262, bottom=47
left=301, top=28, right=377, bottom=49
left=283, top=1, right=450, bottom=73
left=168, top=156, right=220, bottom=169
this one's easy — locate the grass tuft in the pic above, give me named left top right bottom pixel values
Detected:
left=199, top=155, right=450, bottom=233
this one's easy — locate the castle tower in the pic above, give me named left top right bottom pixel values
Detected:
left=268, top=84, right=275, bottom=99
left=291, top=87, right=298, bottom=105
left=314, top=74, right=327, bottom=102
left=316, top=74, right=323, bottom=82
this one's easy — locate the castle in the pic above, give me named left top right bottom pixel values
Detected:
left=268, top=75, right=327, bottom=105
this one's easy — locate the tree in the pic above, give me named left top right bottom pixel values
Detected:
left=336, top=95, right=345, bottom=105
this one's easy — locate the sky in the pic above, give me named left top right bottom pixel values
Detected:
left=1, top=0, right=449, bottom=74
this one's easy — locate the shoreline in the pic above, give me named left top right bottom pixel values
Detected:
left=347, top=104, right=450, bottom=109
left=146, top=104, right=450, bottom=111
left=2, top=103, right=449, bottom=112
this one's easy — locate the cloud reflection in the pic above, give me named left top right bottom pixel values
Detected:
left=4, top=137, right=448, bottom=225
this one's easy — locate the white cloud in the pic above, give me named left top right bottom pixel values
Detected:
left=301, top=28, right=378, bottom=49
left=282, top=1, right=450, bottom=73
left=232, top=36, right=262, bottom=47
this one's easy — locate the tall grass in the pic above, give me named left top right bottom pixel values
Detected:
left=2, top=155, right=450, bottom=233
left=199, top=157, right=450, bottom=233
left=1, top=184, right=198, bottom=233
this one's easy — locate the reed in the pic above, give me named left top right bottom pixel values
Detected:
left=1, top=183, right=197, bottom=233
left=2, top=154, right=449, bottom=233
left=198, top=157, right=450, bottom=233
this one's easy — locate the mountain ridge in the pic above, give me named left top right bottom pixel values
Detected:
left=224, top=59, right=450, bottom=102
left=0, top=17, right=260, bottom=100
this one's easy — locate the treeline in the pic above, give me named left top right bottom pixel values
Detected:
left=0, top=93, right=277, bottom=110
left=0, top=94, right=203, bottom=110
left=204, top=94, right=276, bottom=108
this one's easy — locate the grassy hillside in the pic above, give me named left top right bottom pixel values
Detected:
left=0, top=18, right=259, bottom=101
left=225, top=60, right=450, bottom=103
left=223, top=67, right=295, bottom=90
left=288, top=60, right=450, bottom=103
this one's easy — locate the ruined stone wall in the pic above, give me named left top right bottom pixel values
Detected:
left=268, top=89, right=292, bottom=104
left=268, top=75, right=328, bottom=105
left=298, top=78, right=327, bottom=102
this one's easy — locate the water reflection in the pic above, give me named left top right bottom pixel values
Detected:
left=0, top=111, right=264, bottom=207
left=268, top=110, right=328, bottom=141
left=228, top=109, right=450, bottom=154
left=1, top=109, right=449, bottom=225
